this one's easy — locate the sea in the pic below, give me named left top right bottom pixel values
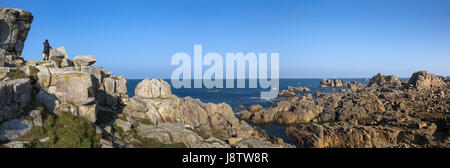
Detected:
left=126, top=79, right=369, bottom=142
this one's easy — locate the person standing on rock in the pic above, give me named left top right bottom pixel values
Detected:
left=43, top=39, right=51, bottom=61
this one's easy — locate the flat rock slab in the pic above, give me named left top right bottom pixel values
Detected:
left=0, top=118, right=32, bottom=142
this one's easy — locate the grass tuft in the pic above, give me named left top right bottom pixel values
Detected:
left=28, top=66, right=39, bottom=82
left=186, top=127, right=210, bottom=140
left=7, top=67, right=27, bottom=80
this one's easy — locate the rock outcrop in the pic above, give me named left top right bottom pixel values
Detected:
left=408, top=71, right=447, bottom=90
left=0, top=118, right=32, bottom=142
left=135, top=78, right=171, bottom=99
left=135, top=122, right=231, bottom=148
left=49, top=47, right=68, bottom=60
left=0, top=109, right=42, bottom=143
left=0, top=78, right=32, bottom=123
left=320, top=79, right=350, bottom=87
left=285, top=121, right=438, bottom=148
left=34, top=65, right=129, bottom=123
left=72, top=55, right=96, bottom=67
left=47, top=46, right=72, bottom=67
left=114, top=79, right=292, bottom=148
left=0, top=7, right=33, bottom=65
left=368, top=73, right=403, bottom=89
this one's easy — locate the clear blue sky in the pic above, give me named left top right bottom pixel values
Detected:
left=2, top=0, right=450, bottom=78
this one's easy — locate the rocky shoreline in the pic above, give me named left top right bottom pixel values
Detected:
left=1, top=7, right=448, bottom=148
left=239, top=72, right=450, bottom=148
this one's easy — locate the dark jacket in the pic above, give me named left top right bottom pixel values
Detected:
left=43, top=41, right=50, bottom=55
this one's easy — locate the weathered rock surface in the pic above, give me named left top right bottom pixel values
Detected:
left=239, top=94, right=327, bottom=124
left=127, top=97, right=148, bottom=112
left=235, top=138, right=285, bottom=148
left=369, top=73, right=403, bottom=89
left=0, top=49, right=5, bottom=66
left=114, top=119, right=131, bottom=132
left=0, top=7, right=33, bottom=56
left=72, top=55, right=96, bottom=67
left=135, top=78, right=172, bottom=99
left=47, top=46, right=72, bottom=67
left=285, top=121, right=438, bottom=148
left=51, top=72, right=95, bottom=106
left=0, top=118, right=32, bottom=142
left=320, top=79, right=350, bottom=87
left=78, top=104, right=97, bottom=123
left=118, top=79, right=292, bottom=148
left=191, top=137, right=231, bottom=148
left=33, top=58, right=128, bottom=122
left=135, top=123, right=205, bottom=148
left=409, top=71, right=447, bottom=90
left=28, top=110, right=43, bottom=127
left=0, top=78, right=32, bottom=123
left=49, top=46, right=68, bottom=60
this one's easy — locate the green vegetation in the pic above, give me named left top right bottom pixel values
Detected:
left=28, top=66, right=40, bottom=82
left=0, top=144, right=7, bottom=148
left=186, top=127, right=210, bottom=140
left=127, top=116, right=153, bottom=127
left=185, top=128, right=224, bottom=140
left=4, top=66, right=39, bottom=82
left=112, top=123, right=124, bottom=134
left=25, top=93, right=44, bottom=114
left=135, top=118, right=153, bottom=126
left=16, top=111, right=101, bottom=148
left=212, top=131, right=224, bottom=139
left=7, top=67, right=27, bottom=80
left=17, top=95, right=183, bottom=148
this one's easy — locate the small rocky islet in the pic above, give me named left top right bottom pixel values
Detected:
left=1, top=7, right=449, bottom=148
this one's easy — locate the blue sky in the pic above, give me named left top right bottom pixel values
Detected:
left=2, top=0, right=450, bottom=78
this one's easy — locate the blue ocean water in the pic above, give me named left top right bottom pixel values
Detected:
left=126, top=79, right=369, bottom=141
left=127, top=79, right=369, bottom=110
